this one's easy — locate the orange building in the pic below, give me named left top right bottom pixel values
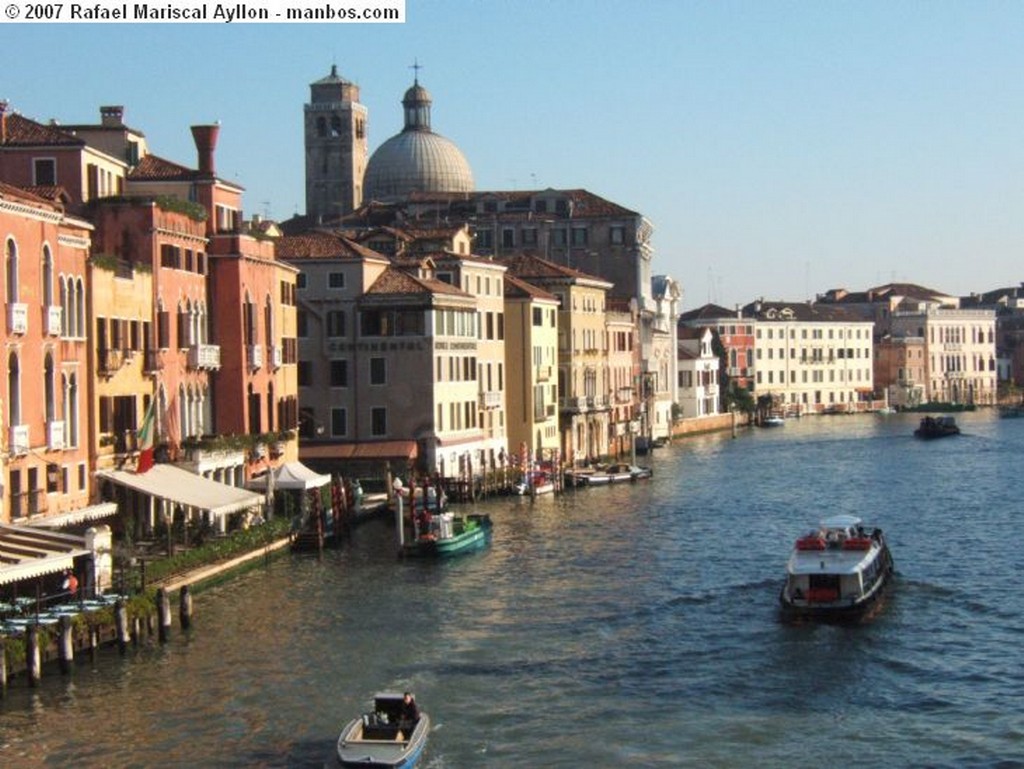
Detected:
left=2, top=182, right=93, bottom=522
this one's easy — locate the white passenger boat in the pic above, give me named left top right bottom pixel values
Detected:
left=337, top=692, right=430, bottom=768
left=779, top=515, right=894, bottom=621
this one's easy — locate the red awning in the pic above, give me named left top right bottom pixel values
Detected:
left=300, top=441, right=418, bottom=461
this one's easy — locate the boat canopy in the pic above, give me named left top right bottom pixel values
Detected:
left=820, top=515, right=862, bottom=530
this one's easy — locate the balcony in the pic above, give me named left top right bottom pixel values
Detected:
left=99, top=348, right=124, bottom=375
left=589, top=395, right=607, bottom=410
left=9, top=425, right=29, bottom=456
left=480, top=390, right=502, bottom=409
left=45, top=305, right=63, bottom=336
left=8, top=303, right=28, bottom=334
left=562, top=396, right=588, bottom=412
left=536, top=365, right=552, bottom=382
left=270, top=345, right=283, bottom=370
left=247, top=344, right=263, bottom=370
left=47, top=420, right=65, bottom=451
left=188, top=343, right=222, bottom=370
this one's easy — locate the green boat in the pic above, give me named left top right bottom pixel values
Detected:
left=401, top=512, right=493, bottom=558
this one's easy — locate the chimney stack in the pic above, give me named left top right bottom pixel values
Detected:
left=100, top=105, right=124, bottom=127
left=190, top=123, right=220, bottom=177
left=0, top=100, right=8, bottom=145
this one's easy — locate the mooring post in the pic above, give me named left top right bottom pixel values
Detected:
left=58, top=614, right=74, bottom=674
left=89, top=626, right=99, bottom=663
left=1, top=640, right=8, bottom=697
left=179, top=584, right=193, bottom=631
left=157, top=588, right=172, bottom=642
left=115, top=599, right=130, bottom=654
left=26, top=624, right=41, bottom=687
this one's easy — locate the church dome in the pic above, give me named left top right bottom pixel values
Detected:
left=363, top=77, right=474, bottom=201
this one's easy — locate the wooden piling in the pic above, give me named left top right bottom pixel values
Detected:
left=132, top=616, right=141, bottom=646
left=157, top=588, right=172, bottom=642
left=179, top=584, right=193, bottom=631
left=26, top=624, right=41, bottom=686
left=115, top=599, right=130, bottom=654
left=89, top=626, right=99, bottom=662
left=1, top=640, right=7, bottom=697
left=57, top=615, right=74, bottom=674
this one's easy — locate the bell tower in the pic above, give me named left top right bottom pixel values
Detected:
left=304, top=65, right=368, bottom=223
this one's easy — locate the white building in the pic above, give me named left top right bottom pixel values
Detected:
left=676, top=327, right=720, bottom=419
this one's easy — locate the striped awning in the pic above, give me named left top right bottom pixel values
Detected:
left=97, top=464, right=262, bottom=518
left=0, top=524, right=89, bottom=586
left=24, top=502, right=119, bottom=529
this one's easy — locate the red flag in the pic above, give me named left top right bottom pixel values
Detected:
left=136, top=399, right=157, bottom=473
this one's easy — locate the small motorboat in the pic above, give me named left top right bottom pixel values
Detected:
left=401, top=512, right=492, bottom=558
left=762, top=415, right=785, bottom=427
left=337, top=692, right=430, bottom=768
left=780, top=515, right=894, bottom=622
left=603, top=463, right=653, bottom=482
left=913, top=415, right=960, bottom=439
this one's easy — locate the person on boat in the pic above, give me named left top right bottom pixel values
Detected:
left=399, top=692, right=419, bottom=732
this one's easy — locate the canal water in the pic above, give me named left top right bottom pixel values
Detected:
left=2, top=412, right=1023, bottom=768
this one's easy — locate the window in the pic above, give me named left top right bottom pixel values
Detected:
left=330, top=359, right=348, bottom=387
left=331, top=408, right=347, bottom=437
left=571, top=227, right=588, bottom=246
left=297, top=361, right=312, bottom=387
left=501, top=229, right=515, bottom=248
left=297, top=310, right=308, bottom=338
left=610, top=226, right=625, bottom=245
left=33, top=158, right=57, bottom=186
left=551, top=229, right=567, bottom=246
left=327, top=311, right=346, bottom=337
left=296, top=273, right=307, bottom=290
left=522, top=228, right=537, bottom=246
left=532, top=307, right=543, bottom=326
left=371, top=407, right=387, bottom=436
left=369, top=357, right=386, bottom=385
left=328, top=272, right=345, bottom=289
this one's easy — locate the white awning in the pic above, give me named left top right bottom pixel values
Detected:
left=0, top=524, right=90, bottom=586
left=248, top=461, right=331, bottom=491
left=97, top=465, right=262, bottom=518
left=25, top=502, right=119, bottom=529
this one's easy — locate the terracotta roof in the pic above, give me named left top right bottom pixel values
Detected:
left=2, top=113, right=83, bottom=147
left=275, top=232, right=386, bottom=261
left=678, top=303, right=736, bottom=322
left=364, top=268, right=470, bottom=298
left=678, top=326, right=713, bottom=341
left=504, top=273, right=558, bottom=301
left=0, top=180, right=58, bottom=208
left=500, top=253, right=610, bottom=286
left=740, top=300, right=868, bottom=323
left=128, top=154, right=195, bottom=182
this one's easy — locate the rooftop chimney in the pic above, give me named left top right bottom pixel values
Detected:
left=100, top=105, right=124, bottom=127
left=190, top=123, right=220, bottom=177
left=0, top=100, right=8, bottom=144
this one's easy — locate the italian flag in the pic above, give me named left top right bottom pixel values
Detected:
left=136, top=399, right=157, bottom=474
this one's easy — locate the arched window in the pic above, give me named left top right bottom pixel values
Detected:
left=59, top=275, right=70, bottom=336
left=178, top=383, right=189, bottom=439
left=316, top=116, right=327, bottom=137
left=264, top=295, right=274, bottom=350
left=44, top=353, right=56, bottom=423
left=42, top=245, right=54, bottom=306
left=5, top=238, right=18, bottom=303
left=63, top=372, right=79, bottom=448
left=7, top=351, right=21, bottom=426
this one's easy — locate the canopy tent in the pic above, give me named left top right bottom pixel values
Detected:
left=0, top=524, right=90, bottom=586
left=96, top=464, right=262, bottom=519
left=247, top=461, right=330, bottom=492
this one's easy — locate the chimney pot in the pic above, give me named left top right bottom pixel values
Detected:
left=190, top=124, right=220, bottom=176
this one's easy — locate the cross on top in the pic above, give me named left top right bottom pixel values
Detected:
left=410, top=59, right=423, bottom=84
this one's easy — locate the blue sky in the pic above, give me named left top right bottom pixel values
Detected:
left=5, top=1, right=1024, bottom=310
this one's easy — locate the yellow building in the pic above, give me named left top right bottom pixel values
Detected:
left=503, top=274, right=560, bottom=464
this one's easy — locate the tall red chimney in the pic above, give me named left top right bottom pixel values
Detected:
left=190, top=123, right=220, bottom=176
left=0, top=101, right=9, bottom=145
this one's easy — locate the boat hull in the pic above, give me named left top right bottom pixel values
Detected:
left=337, top=713, right=430, bottom=768
left=401, top=514, right=492, bottom=558
left=780, top=545, right=894, bottom=623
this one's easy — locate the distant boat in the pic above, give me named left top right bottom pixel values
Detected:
left=337, top=692, right=430, bottom=768
left=762, top=415, right=785, bottom=427
left=514, top=471, right=554, bottom=496
left=914, top=415, right=960, bottom=439
left=780, top=515, right=894, bottom=622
